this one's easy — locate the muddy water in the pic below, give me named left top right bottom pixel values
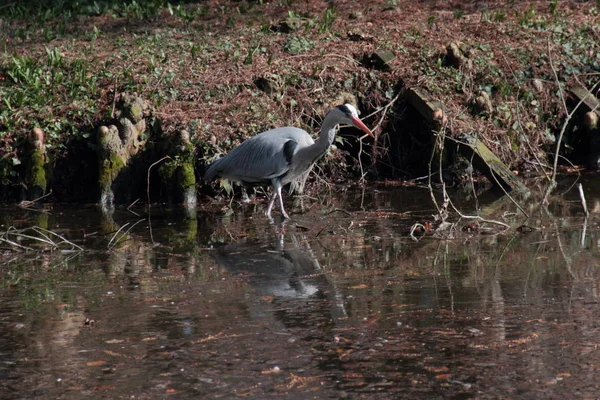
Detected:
left=1, top=183, right=600, bottom=399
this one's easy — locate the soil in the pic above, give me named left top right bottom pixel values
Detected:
left=0, top=0, right=599, bottom=202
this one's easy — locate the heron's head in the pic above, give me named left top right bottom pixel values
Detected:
left=333, top=103, right=374, bottom=137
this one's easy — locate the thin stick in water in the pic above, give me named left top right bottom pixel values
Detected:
left=108, top=222, right=130, bottom=248
left=111, top=218, right=146, bottom=249
left=147, top=156, right=171, bottom=207
left=32, top=226, right=84, bottom=251
left=577, top=183, right=589, bottom=217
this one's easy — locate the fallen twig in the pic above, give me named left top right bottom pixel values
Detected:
left=7, top=226, right=57, bottom=248
left=0, top=236, right=33, bottom=251
left=1, top=225, right=83, bottom=252
left=31, top=226, right=84, bottom=252
left=18, top=189, right=53, bottom=210
left=409, top=223, right=427, bottom=242
left=127, top=198, right=140, bottom=210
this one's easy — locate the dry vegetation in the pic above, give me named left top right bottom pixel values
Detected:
left=0, top=0, right=599, bottom=199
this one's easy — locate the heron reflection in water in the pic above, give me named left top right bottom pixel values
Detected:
left=211, top=226, right=347, bottom=323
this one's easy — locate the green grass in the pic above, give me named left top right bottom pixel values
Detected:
left=0, top=0, right=599, bottom=197
left=0, top=49, right=100, bottom=152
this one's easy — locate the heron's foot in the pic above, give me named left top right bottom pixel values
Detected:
left=265, top=209, right=290, bottom=220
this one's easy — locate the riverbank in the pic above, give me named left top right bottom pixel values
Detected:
left=1, top=0, right=598, bottom=203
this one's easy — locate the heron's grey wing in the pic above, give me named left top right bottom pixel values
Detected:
left=206, top=127, right=311, bottom=183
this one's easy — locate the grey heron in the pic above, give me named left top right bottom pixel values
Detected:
left=204, top=103, right=374, bottom=219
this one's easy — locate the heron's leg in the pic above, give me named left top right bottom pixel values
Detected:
left=265, top=185, right=278, bottom=219
left=273, top=179, right=290, bottom=219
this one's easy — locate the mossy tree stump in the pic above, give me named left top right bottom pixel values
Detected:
left=24, top=128, right=50, bottom=201
left=158, top=130, right=197, bottom=216
left=97, top=94, right=149, bottom=213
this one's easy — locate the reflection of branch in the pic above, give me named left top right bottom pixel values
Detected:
left=486, top=166, right=529, bottom=218
left=108, top=219, right=146, bottom=249
left=577, top=183, right=589, bottom=217
left=108, top=222, right=129, bottom=248
left=445, top=190, right=511, bottom=232
left=443, top=242, right=455, bottom=313
left=147, top=156, right=170, bottom=244
left=580, top=217, right=588, bottom=248
left=544, top=208, right=575, bottom=279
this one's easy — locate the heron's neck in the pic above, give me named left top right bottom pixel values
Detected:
left=296, top=112, right=339, bottom=166
left=316, top=112, right=339, bottom=151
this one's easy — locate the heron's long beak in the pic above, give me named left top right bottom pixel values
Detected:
left=351, top=116, right=374, bottom=137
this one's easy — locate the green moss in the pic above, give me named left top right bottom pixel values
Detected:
left=34, top=212, right=49, bottom=229
left=183, top=218, right=198, bottom=242
left=158, top=161, right=178, bottom=181
left=178, top=162, right=196, bottom=188
left=129, top=101, right=144, bottom=123
left=98, top=130, right=110, bottom=146
left=98, top=152, right=125, bottom=187
left=27, top=150, right=47, bottom=192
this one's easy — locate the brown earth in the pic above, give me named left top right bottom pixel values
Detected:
left=1, top=0, right=599, bottom=199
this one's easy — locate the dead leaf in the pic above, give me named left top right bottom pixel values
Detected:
left=105, top=339, right=124, bottom=344
left=349, top=284, right=369, bottom=289
left=262, top=368, right=282, bottom=375
left=87, top=361, right=107, bottom=367
left=103, top=350, right=130, bottom=358
left=426, top=366, right=450, bottom=373
left=93, top=385, right=115, bottom=391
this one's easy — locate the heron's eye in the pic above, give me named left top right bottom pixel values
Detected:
left=337, top=104, right=353, bottom=116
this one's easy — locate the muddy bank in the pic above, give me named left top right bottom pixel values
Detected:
left=0, top=1, right=599, bottom=207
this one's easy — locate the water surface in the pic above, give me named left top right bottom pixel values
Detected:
left=1, top=183, right=600, bottom=399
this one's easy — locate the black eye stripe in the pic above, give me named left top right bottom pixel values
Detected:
left=336, top=104, right=352, bottom=115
